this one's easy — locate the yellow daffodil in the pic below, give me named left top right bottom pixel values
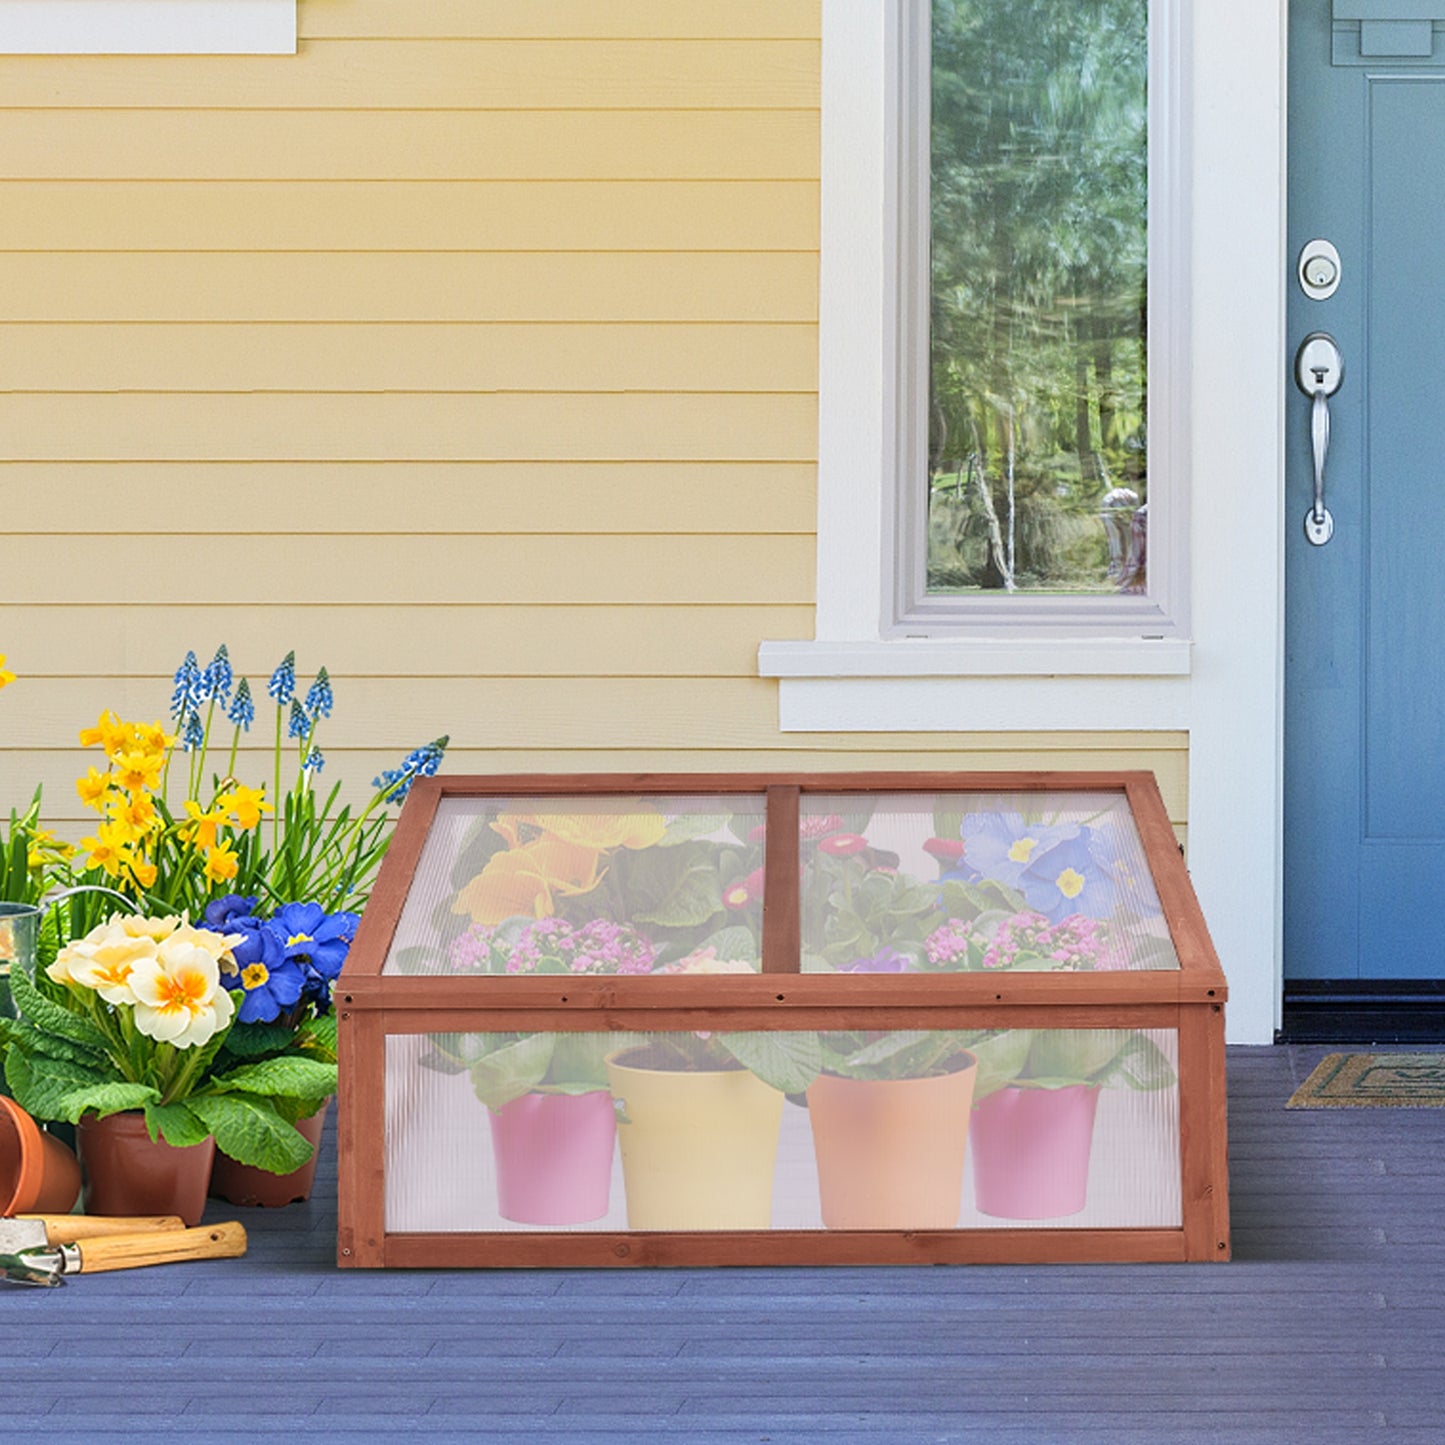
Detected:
left=181, top=800, right=229, bottom=853
left=203, top=843, right=240, bottom=884
left=125, top=853, right=158, bottom=890
left=111, top=749, right=164, bottom=795
left=132, top=720, right=175, bottom=758
left=218, top=784, right=270, bottom=831
left=26, top=828, right=77, bottom=871
left=78, top=709, right=126, bottom=753
left=76, top=766, right=117, bottom=809
left=115, top=791, right=159, bottom=836
left=78, top=821, right=134, bottom=879
left=127, top=934, right=236, bottom=1047
left=0, top=654, right=14, bottom=690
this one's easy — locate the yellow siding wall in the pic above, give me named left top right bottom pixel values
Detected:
left=0, top=0, right=1186, bottom=835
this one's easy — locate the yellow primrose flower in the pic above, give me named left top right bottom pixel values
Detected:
left=0, top=655, right=14, bottom=690
left=128, top=935, right=236, bottom=1048
left=76, top=766, right=116, bottom=809
left=203, top=843, right=240, bottom=884
left=217, top=784, right=270, bottom=831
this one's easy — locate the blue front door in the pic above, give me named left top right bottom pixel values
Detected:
left=1286, top=2, right=1445, bottom=986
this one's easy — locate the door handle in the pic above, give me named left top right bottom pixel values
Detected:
left=1295, top=332, right=1344, bottom=546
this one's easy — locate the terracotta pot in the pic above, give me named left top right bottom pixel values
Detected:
left=970, top=1083, right=1102, bottom=1219
left=806, top=1057, right=977, bottom=1230
left=77, top=1111, right=215, bottom=1226
left=209, top=1098, right=332, bottom=1209
left=0, top=1095, right=82, bottom=1215
left=488, top=1090, right=616, bottom=1225
left=606, top=1048, right=783, bottom=1229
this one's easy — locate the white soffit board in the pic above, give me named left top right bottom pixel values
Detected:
left=0, top=0, right=296, bottom=53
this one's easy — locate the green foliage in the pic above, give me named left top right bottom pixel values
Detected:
left=187, top=1092, right=316, bottom=1175
left=970, top=1028, right=1176, bottom=1102
left=716, top=1031, right=822, bottom=1095
left=817, top=1030, right=984, bottom=1083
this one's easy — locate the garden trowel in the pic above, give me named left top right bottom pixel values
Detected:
left=0, top=1217, right=247, bottom=1287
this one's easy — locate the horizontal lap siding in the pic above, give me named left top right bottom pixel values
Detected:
left=0, top=0, right=1187, bottom=844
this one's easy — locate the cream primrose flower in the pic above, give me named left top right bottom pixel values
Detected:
left=49, top=913, right=187, bottom=1003
left=125, top=928, right=240, bottom=1047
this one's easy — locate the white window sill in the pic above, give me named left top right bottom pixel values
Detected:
left=0, top=0, right=295, bottom=53
left=758, top=638, right=1193, bottom=679
left=758, top=639, right=1193, bottom=733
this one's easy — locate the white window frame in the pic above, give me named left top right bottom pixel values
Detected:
left=0, top=0, right=295, bottom=53
left=761, top=0, right=1195, bottom=701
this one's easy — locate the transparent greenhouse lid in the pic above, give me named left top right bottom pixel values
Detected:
left=380, top=786, right=1179, bottom=977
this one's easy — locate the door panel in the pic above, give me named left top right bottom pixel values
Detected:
left=1287, top=2, right=1445, bottom=981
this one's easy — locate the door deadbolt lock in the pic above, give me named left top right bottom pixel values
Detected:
left=1298, top=239, right=1342, bottom=301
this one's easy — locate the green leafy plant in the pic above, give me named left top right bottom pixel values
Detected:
left=970, top=1028, right=1176, bottom=1103
left=814, top=1029, right=986, bottom=1082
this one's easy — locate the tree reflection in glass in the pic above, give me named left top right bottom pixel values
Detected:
left=929, top=0, right=1148, bottom=595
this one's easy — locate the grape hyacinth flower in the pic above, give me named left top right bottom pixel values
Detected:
left=201, top=644, right=233, bottom=710
left=171, top=650, right=202, bottom=721
left=304, top=666, right=333, bottom=720
left=303, top=746, right=325, bottom=773
left=267, top=650, right=296, bottom=706
left=226, top=677, right=255, bottom=731
left=287, top=699, right=310, bottom=741
left=373, top=735, right=449, bottom=805
left=180, top=709, right=205, bottom=752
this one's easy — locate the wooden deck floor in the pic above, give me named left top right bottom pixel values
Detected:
left=4, top=1044, right=1445, bottom=1443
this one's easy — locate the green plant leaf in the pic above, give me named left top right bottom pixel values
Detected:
left=969, top=1030, right=1035, bottom=1102
left=6, top=1048, right=158, bottom=1124
left=717, top=1031, right=821, bottom=1094
left=1101, top=1031, right=1177, bottom=1091
left=7, top=962, right=111, bottom=1053
left=187, top=1091, right=315, bottom=1173
left=298, top=1011, right=338, bottom=1064
left=0, top=1015, right=106, bottom=1070
left=469, top=1031, right=555, bottom=1112
left=629, top=842, right=725, bottom=930
left=1026, top=1029, right=1132, bottom=1085
left=658, top=813, right=732, bottom=847
left=213, top=1055, right=339, bottom=1100
left=698, top=925, right=758, bottom=963
left=220, top=1022, right=298, bottom=1060
left=143, top=1100, right=211, bottom=1148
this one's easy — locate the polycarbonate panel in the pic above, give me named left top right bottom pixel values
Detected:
left=382, top=795, right=768, bottom=977
left=383, top=1028, right=1181, bottom=1232
left=799, top=791, right=1179, bottom=973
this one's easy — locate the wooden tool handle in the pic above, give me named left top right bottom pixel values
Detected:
left=72, top=1221, right=248, bottom=1274
left=18, top=1214, right=186, bottom=1245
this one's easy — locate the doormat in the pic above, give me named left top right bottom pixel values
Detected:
left=1287, top=1052, right=1445, bottom=1108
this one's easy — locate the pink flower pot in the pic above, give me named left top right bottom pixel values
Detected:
left=488, top=1090, right=616, bottom=1225
left=970, top=1084, right=1102, bottom=1220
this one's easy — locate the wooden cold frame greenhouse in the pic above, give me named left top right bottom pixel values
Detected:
left=336, top=773, right=1229, bottom=1268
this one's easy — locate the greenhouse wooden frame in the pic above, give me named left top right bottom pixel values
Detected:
left=336, top=771, right=1229, bottom=1268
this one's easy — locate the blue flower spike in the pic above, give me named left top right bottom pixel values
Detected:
left=180, top=709, right=205, bottom=752
left=267, top=650, right=296, bottom=706
left=203, top=644, right=233, bottom=709
left=303, top=746, right=325, bottom=774
left=170, top=650, right=201, bottom=721
left=304, top=666, right=334, bottom=721
left=373, top=735, right=450, bottom=806
left=226, top=676, right=256, bottom=732
left=287, top=699, right=310, bottom=741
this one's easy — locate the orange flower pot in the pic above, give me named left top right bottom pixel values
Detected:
left=77, top=1111, right=215, bottom=1226
left=806, top=1056, right=977, bottom=1230
left=209, top=1098, right=332, bottom=1209
left=0, top=1095, right=83, bottom=1216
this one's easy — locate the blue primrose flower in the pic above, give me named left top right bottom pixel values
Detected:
left=267, top=902, right=361, bottom=986
left=955, top=811, right=1078, bottom=889
left=203, top=894, right=259, bottom=931
left=230, top=926, right=308, bottom=1025
left=1018, top=828, right=1119, bottom=923
left=226, top=676, right=256, bottom=732
left=267, top=650, right=296, bottom=706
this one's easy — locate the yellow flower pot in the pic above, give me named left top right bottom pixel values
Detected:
left=606, top=1047, right=784, bottom=1230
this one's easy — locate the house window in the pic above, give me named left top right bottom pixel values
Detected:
left=785, top=0, right=1188, bottom=666
left=0, top=0, right=296, bottom=54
